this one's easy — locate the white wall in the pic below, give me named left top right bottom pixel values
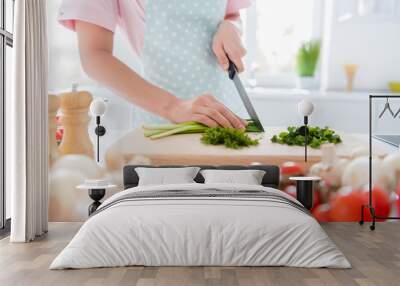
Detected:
left=321, top=0, right=400, bottom=91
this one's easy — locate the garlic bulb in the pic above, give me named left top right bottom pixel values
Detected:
left=381, top=148, right=400, bottom=188
left=309, top=144, right=349, bottom=187
left=341, top=156, right=385, bottom=190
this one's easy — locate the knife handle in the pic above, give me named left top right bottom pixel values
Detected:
left=228, top=59, right=237, bottom=80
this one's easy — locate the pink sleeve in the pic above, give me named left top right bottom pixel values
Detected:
left=58, top=0, right=119, bottom=32
left=226, top=0, right=252, bottom=14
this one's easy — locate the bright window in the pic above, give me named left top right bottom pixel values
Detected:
left=243, top=0, right=323, bottom=87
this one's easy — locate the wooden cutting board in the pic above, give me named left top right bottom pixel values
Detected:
left=105, top=127, right=390, bottom=171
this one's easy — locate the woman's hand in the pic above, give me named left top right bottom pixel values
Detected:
left=212, top=19, right=246, bottom=72
left=167, top=94, right=247, bottom=129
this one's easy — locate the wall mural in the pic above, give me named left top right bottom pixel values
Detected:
left=47, top=0, right=400, bottom=223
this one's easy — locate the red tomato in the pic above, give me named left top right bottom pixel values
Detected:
left=59, top=127, right=64, bottom=134
left=281, top=162, right=303, bottom=175
left=56, top=130, right=63, bottom=141
left=329, top=189, right=363, bottom=222
left=360, top=186, right=390, bottom=222
left=327, top=186, right=351, bottom=206
left=312, top=204, right=330, bottom=222
left=329, top=187, right=391, bottom=222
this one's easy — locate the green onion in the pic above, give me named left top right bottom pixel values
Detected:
left=141, top=120, right=263, bottom=149
left=142, top=121, right=199, bottom=130
left=149, top=124, right=207, bottom=139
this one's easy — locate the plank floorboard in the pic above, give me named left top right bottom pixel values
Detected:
left=0, top=222, right=399, bottom=286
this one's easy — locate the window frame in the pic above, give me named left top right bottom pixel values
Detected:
left=243, top=0, right=325, bottom=88
left=0, top=0, right=14, bottom=234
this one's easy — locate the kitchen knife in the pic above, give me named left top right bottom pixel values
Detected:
left=228, top=60, right=264, bottom=132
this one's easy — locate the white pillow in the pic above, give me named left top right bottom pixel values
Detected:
left=200, top=169, right=266, bottom=185
left=135, top=167, right=200, bottom=186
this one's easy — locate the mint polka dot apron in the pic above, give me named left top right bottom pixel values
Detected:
left=133, top=0, right=246, bottom=126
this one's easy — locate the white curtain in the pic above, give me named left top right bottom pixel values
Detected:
left=8, top=0, right=49, bottom=242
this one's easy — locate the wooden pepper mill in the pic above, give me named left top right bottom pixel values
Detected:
left=58, top=84, right=94, bottom=158
left=48, top=94, right=60, bottom=165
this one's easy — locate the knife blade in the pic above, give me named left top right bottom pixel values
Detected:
left=228, top=60, right=264, bottom=132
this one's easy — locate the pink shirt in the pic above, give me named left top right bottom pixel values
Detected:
left=58, top=0, right=251, bottom=56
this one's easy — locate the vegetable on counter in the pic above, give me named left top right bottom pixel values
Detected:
left=142, top=120, right=262, bottom=149
left=201, top=127, right=259, bottom=149
left=271, top=126, right=342, bottom=148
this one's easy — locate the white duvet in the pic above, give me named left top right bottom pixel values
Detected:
left=50, top=183, right=350, bottom=269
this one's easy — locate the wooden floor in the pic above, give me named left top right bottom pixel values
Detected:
left=0, top=222, right=399, bottom=286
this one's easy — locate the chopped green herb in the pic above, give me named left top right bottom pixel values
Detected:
left=201, top=127, right=260, bottom=149
left=271, top=126, right=342, bottom=148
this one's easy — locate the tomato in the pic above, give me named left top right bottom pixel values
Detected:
left=56, top=130, right=63, bottom=142
left=329, top=188, right=363, bottom=222
left=281, top=162, right=304, bottom=175
left=360, top=186, right=390, bottom=222
left=312, top=204, right=330, bottom=222
left=329, top=187, right=391, bottom=222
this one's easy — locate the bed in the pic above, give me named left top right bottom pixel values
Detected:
left=50, top=165, right=350, bottom=269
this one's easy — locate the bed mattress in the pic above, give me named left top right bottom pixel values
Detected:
left=50, top=183, right=351, bottom=269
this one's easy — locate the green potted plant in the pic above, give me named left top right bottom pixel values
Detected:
left=296, top=40, right=320, bottom=89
